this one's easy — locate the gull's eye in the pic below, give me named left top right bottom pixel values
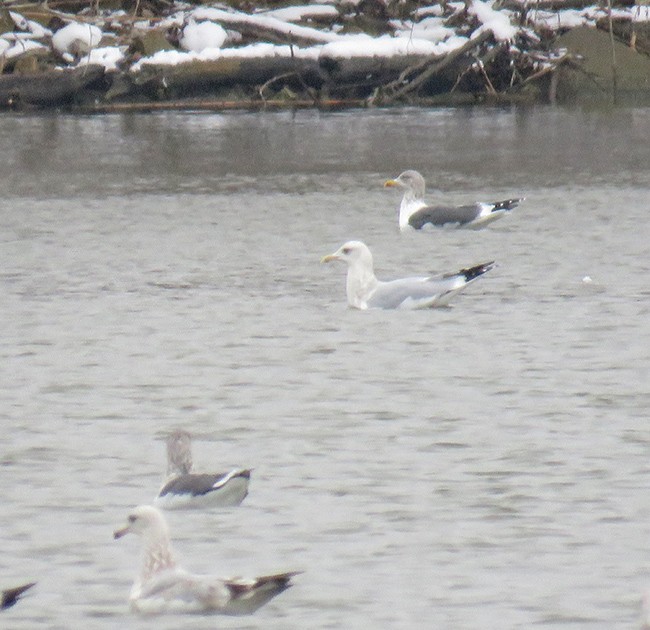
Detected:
left=128, top=514, right=137, bottom=523
left=342, top=247, right=351, bottom=255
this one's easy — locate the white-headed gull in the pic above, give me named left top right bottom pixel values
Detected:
left=2, top=582, right=35, bottom=610
left=384, top=170, right=523, bottom=230
left=114, top=505, right=299, bottom=615
left=322, top=240, right=494, bottom=310
left=154, top=430, right=250, bottom=509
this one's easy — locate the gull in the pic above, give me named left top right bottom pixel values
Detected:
left=384, top=170, right=523, bottom=230
left=114, top=504, right=299, bottom=615
left=321, top=240, right=494, bottom=310
left=154, top=430, right=250, bottom=510
left=2, top=582, right=35, bottom=610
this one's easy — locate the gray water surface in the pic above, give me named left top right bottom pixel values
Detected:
left=1, top=107, right=649, bottom=629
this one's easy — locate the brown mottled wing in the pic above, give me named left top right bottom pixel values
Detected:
left=226, top=572, right=299, bottom=599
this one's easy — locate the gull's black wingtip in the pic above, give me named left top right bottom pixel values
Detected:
left=462, top=261, right=496, bottom=282
left=2, top=582, right=35, bottom=610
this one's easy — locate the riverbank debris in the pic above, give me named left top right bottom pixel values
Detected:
left=1, top=0, right=649, bottom=109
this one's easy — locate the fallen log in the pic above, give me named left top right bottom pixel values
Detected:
left=319, top=53, right=433, bottom=85
left=77, top=97, right=367, bottom=113
left=130, top=56, right=325, bottom=100
left=191, top=8, right=340, bottom=46
left=497, top=0, right=635, bottom=11
left=317, top=53, right=444, bottom=98
left=0, top=64, right=105, bottom=108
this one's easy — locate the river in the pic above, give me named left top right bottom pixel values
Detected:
left=0, top=106, right=649, bottom=629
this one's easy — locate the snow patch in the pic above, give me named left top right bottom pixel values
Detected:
left=52, top=22, right=103, bottom=56
left=132, top=42, right=321, bottom=71
left=395, top=17, right=457, bottom=43
left=320, top=34, right=452, bottom=58
left=3, top=39, right=47, bottom=60
left=262, top=4, right=339, bottom=22
left=180, top=20, right=228, bottom=52
left=470, top=0, right=518, bottom=41
left=77, top=46, right=125, bottom=71
left=191, top=7, right=341, bottom=43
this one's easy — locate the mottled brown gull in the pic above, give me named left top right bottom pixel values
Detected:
left=321, top=240, right=494, bottom=310
left=384, top=170, right=523, bottom=230
left=114, top=505, right=299, bottom=615
left=154, top=430, right=250, bottom=510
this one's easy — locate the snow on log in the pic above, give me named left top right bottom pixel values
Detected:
left=190, top=7, right=341, bottom=46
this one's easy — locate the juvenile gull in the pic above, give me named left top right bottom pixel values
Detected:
left=384, top=170, right=523, bottom=230
left=114, top=505, right=299, bottom=615
left=1, top=583, right=35, bottom=610
left=321, top=240, right=494, bottom=310
left=154, top=430, right=250, bottom=510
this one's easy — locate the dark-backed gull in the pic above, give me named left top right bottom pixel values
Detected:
left=384, top=170, right=522, bottom=230
left=154, top=430, right=250, bottom=509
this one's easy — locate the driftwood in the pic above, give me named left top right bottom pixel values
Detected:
left=519, top=51, right=574, bottom=85
left=2, top=0, right=639, bottom=110
left=194, top=10, right=339, bottom=47
left=131, top=56, right=324, bottom=100
left=4, top=0, right=173, bottom=12
left=378, top=30, right=493, bottom=103
left=0, top=64, right=105, bottom=107
left=78, top=97, right=367, bottom=113
left=319, top=53, right=434, bottom=85
left=317, top=54, right=440, bottom=98
left=497, top=0, right=635, bottom=11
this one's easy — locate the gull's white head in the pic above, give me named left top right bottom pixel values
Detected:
left=384, top=170, right=426, bottom=199
left=321, top=241, right=378, bottom=309
left=321, top=240, right=374, bottom=268
left=114, top=505, right=177, bottom=588
left=114, top=505, right=169, bottom=541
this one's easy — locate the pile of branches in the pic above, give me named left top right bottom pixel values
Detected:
left=0, top=0, right=643, bottom=109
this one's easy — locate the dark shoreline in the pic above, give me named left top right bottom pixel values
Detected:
left=2, top=1, right=650, bottom=111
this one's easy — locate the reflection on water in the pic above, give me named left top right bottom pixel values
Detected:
left=2, top=107, right=650, bottom=199
left=0, top=107, right=649, bottom=630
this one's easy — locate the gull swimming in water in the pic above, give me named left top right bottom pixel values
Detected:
left=321, top=240, right=494, bottom=310
left=384, top=170, right=523, bottom=230
left=114, top=504, right=299, bottom=615
left=1, top=583, right=35, bottom=610
left=154, top=430, right=250, bottom=510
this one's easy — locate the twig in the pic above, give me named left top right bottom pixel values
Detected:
left=449, top=66, right=471, bottom=93
left=380, top=30, right=493, bottom=103
left=605, top=0, right=618, bottom=102
left=475, top=58, right=497, bottom=94
left=258, top=72, right=299, bottom=100
left=518, top=52, right=572, bottom=86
